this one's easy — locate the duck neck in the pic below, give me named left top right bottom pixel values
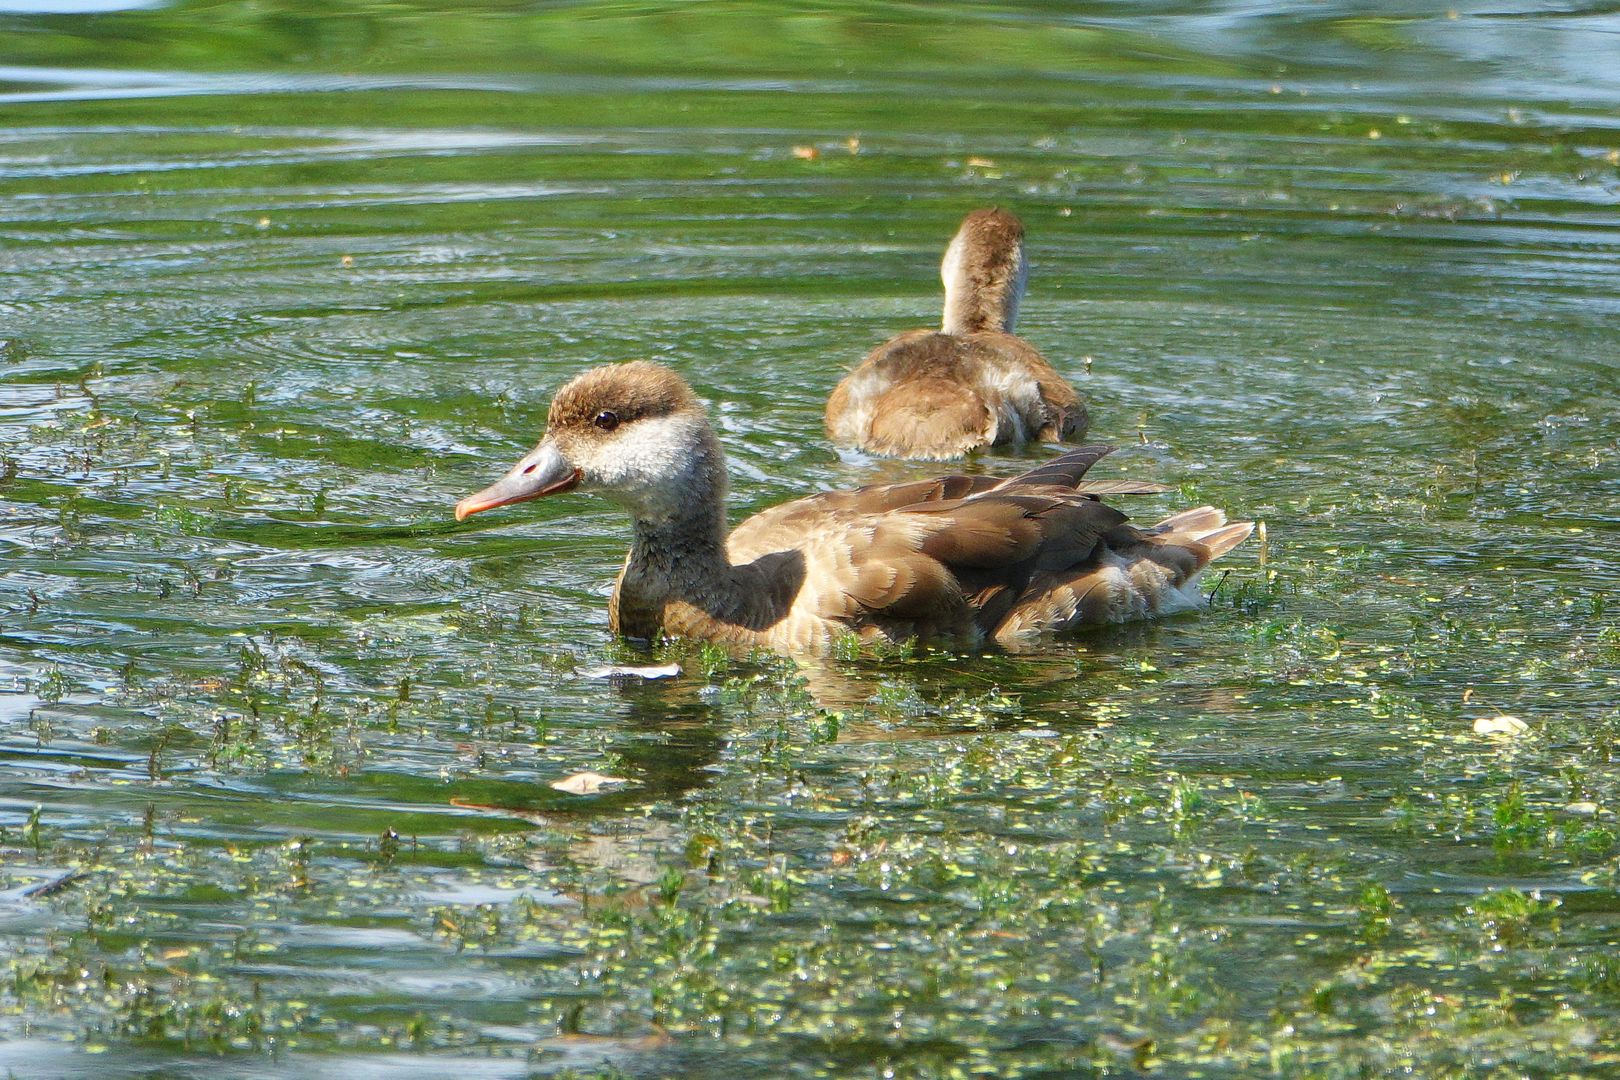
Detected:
left=616, top=429, right=734, bottom=618
left=940, top=227, right=1028, bottom=335
left=626, top=505, right=728, bottom=587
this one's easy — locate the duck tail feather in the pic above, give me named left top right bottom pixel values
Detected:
left=1152, top=505, right=1225, bottom=536
left=1194, top=521, right=1255, bottom=560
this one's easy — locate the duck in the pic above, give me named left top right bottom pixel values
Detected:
left=825, top=208, right=1086, bottom=460
left=455, top=361, right=1251, bottom=653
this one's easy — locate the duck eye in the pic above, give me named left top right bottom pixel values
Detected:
left=592, top=410, right=620, bottom=432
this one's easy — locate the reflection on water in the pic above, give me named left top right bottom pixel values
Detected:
left=1, top=0, right=1619, bottom=1075
left=0, top=64, right=528, bottom=105
left=0, top=0, right=161, bottom=13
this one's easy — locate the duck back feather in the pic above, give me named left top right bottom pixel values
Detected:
left=727, top=444, right=1251, bottom=649
left=825, top=210, right=1086, bottom=460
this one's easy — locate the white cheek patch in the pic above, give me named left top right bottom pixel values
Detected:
left=585, top=414, right=712, bottom=522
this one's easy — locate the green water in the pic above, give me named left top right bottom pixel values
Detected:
left=3, top=2, right=1619, bottom=1076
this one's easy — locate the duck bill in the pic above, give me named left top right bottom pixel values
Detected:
left=455, top=440, right=582, bottom=521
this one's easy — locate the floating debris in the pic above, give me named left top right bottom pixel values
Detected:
left=1472, top=715, right=1529, bottom=737
left=550, top=771, right=631, bottom=795
left=0, top=869, right=88, bottom=902
left=579, top=663, right=680, bottom=681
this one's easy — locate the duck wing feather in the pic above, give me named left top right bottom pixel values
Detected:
left=724, top=446, right=1237, bottom=646
left=729, top=448, right=1125, bottom=635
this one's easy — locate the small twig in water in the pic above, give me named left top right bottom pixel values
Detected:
left=148, top=727, right=177, bottom=781
left=19, top=869, right=87, bottom=900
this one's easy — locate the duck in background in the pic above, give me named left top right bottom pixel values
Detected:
left=825, top=208, right=1085, bottom=459
left=456, top=362, right=1248, bottom=653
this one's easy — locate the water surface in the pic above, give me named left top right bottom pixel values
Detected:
left=2, top=2, right=1619, bottom=1076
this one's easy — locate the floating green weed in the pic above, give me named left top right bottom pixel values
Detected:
left=4, top=6, right=1620, bottom=1076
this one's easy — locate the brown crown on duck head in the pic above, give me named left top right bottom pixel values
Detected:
left=544, top=361, right=700, bottom=433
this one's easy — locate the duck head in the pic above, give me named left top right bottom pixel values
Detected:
left=455, top=361, right=724, bottom=525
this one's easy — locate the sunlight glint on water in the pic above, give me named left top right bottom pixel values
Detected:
left=1, top=3, right=1618, bottom=1076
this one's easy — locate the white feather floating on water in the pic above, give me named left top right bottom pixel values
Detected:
left=579, top=663, right=681, bottom=680
left=550, top=771, right=631, bottom=795
left=1472, top=715, right=1528, bottom=737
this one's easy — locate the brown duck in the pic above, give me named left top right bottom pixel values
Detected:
left=825, top=208, right=1085, bottom=459
left=456, top=362, right=1250, bottom=653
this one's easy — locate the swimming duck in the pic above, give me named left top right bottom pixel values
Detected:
left=825, top=208, right=1085, bottom=459
left=456, top=362, right=1249, bottom=652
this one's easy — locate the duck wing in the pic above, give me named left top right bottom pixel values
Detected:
left=730, top=447, right=1121, bottom=638
left=726, top=447, right=1243, bottom=648
left=825, top=332, right=997, bottom=460
left=728, top=470, right=998, bottom=559
left=883, top=447, right=1130, bottom=635
left=732, top=445, right=1162, bottom=552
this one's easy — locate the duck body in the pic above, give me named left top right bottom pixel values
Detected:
left=826, top=208, right=1086, bottom=460
left=825, top=330, right=1082, bottom=460
left=457, top=362, right=1250, bottom=655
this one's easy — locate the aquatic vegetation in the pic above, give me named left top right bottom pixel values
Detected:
left=4, top=0, right=1620, bottom=1076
